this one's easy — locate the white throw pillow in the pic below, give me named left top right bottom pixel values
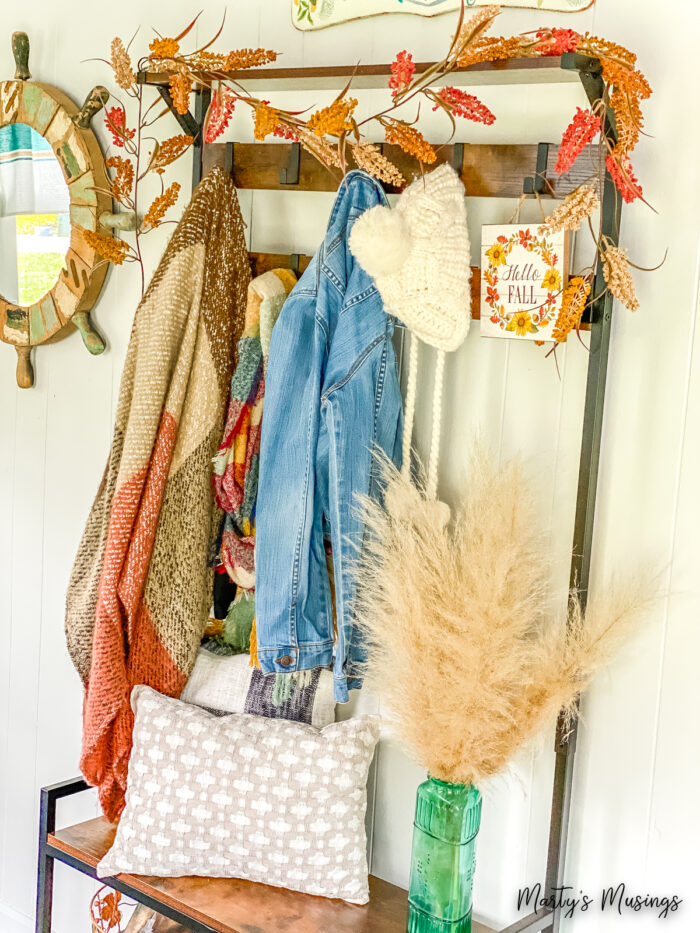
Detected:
left=97, top=686, right=379, bottom=904
left=181, top=649, right=336, bottom=729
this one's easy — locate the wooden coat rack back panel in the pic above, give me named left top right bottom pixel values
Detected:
left=202, top=140, right=597, bottom=199
left=209, top=140, right=598, bottom=324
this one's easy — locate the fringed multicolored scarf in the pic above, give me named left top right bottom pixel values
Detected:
left=65, top=168, right=250, bottom=822
left=208, top=269, right=296, bottom=653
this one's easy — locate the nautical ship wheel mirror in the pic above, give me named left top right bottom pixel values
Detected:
left=0, top=32, right=113, bottom=387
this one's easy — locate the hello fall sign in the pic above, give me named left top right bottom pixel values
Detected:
left=480, top=224, right=570, bottom=341
left=293, top=0, right=594, bottom=30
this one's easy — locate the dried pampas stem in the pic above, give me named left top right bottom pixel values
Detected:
left=355, top=447, right=651, bottom=787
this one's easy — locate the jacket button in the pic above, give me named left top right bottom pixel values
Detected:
left=277, top=655, right=294, bottom=667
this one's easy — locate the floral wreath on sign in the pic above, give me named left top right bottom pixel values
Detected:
left=88, top=4, right=653, bottom=337
left=485, top=228, right=562, bottom=337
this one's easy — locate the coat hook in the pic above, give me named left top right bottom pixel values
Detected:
left=15, top=346, right=34, bottom=388
left=99, top=210, right=137, bottom=232
left=279, top=142, right=301, bottom=185
left=203, top=141, right=234, bottom=181
left=72, top=311, right=106, bottom=356
left=224, top=141, right=234, bottom=175
left=524, top=142, right=550, bottom=195
left=451, top=142, right=464, bottom=176
left=12, top=31, right=30, bottom=81
left=72, top=86, right=110, bottom=129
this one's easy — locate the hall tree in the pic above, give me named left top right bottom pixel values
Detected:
left=0, top=0, right=698, bottom=931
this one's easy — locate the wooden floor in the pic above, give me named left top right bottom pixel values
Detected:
left=48, top=818, right=495, bottom=933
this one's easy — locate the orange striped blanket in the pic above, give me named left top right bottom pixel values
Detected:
left=65, top=169, right=250, bottom=821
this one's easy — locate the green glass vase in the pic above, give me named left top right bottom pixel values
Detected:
left=407, top=777, right=482, bottom=933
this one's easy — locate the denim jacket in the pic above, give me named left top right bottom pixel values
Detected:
left=255, top=171, right=403, bottom=702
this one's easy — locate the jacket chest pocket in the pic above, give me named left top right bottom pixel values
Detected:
left=321, top=333, right=385, bottom=404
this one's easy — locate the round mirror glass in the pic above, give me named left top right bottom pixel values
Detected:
left=0, top=122, right=70, bottom=306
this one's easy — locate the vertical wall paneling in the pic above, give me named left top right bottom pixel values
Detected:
left=0, top=350, right=18, bottom=917
left=3, top=358, right=49, bottom=919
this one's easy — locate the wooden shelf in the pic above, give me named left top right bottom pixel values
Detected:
left=47, top=817, right=495, bottom=933
left=140, top=56, right=583, bottom=91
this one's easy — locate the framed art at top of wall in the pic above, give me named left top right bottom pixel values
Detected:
left=293, top=0, right=594, bottom=30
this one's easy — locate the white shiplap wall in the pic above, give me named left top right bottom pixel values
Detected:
left=0, top=1, right=698, bottom=931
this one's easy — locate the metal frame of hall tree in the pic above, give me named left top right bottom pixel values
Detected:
left=498, top=52, right=622, bottom=933
left=35, top=51, right=621, bottom=933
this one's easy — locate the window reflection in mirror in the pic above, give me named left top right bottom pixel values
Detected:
left=0, top=122, right=70, bottom=306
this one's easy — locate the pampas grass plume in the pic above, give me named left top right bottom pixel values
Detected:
left=354, top=447, right=650, bottom=787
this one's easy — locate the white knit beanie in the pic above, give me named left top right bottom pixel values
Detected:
left=349, top=163, right=471, bottom=498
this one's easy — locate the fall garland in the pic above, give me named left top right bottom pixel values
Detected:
left=87, top=5, right=651, bottom=339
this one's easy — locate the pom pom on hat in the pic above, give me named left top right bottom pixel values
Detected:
left=349, top=205, right=411, bottom=279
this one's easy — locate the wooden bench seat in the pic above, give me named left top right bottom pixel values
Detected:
left=46, top=816, right=494, bottom=933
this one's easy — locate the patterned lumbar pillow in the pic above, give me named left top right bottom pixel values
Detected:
left=181, top=649, right=336, bottom=729
left=97, top=686, right=379, bottom=904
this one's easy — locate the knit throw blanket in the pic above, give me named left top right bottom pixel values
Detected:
left=65, top=168, right=250, bottom=822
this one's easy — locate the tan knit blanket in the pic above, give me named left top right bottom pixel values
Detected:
left=65, top=168, right=250, bottom=821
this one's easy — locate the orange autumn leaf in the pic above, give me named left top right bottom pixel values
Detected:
left=149, top=134, right=194, bottom=173
left=169, top=70, right=192, bottom=115
left=106, top=155, right=134, bottom=202
left=576, top=32, right=636, bottom=67
left=193, top=48, right=277, bottom=70
left=603, top=60, right=651, bottom=155
left=99, top=890, right=122, bottom=928
left=142, top=182, right=181, bottom=231
left=457, top=35, right=523, bottom=67
left=224, top=48, right=277, bottom=69
left=307, top=97, right=358, bottom=138
left=383, top=120, right=436, bottom=164
left=82, top=228, right=132, bottom=265
left=149, top=36, right=180, bottom=59
left=551, top=276, right=591, bottom=343
left=253, top=102, right=280, bottom=140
